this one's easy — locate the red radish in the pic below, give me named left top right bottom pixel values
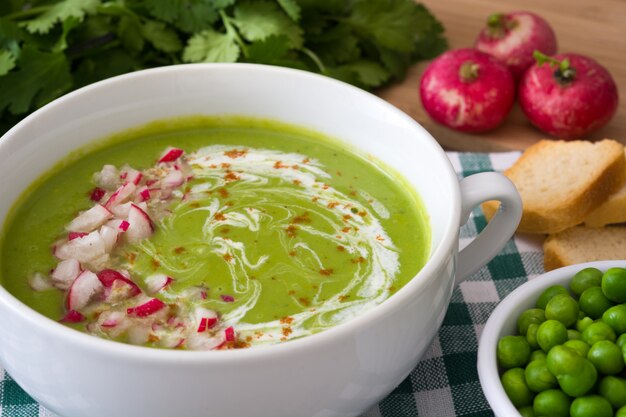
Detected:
left=144, top=274, right=174, bottom=294
left=119, top=166, right=143, bottom=185
left=67, top=270, right=104, bottom=311
left=90, top=187, right=106, bottom=202
left=126, top=204, right=153, bottom=243
left=94, top=165, right=120, bottom=190
left=111, top=202, right=132, bottom=218
left=193, top=306, right=218, bottom=332
left=55, top=231, right=106, bottom=264
left=519, top=52, right=619, bottom=139
left=51, top=259, right=81, bottom=290
left=186, top=332, right=224, bottom=350
left=100, top=312, right=124, bottom=328
left=224, top=326, right=235, bottom=342
left=68, top=232, right=88, bottom=240
left=119, top=220, right=130, bottom=231
left=197, top=317, right=218, bottom=332
left=137, top=186, right=151, bottom=202
left=127, top=298, right=166, bottom=317
left=475, top=11, right=557, bottom=78
left=99, top=225, right=119, bottom=253
left=162, top=170, right=184, bottom=189
left=66, top=204, right=113, bottom=233
left=220, top=294, right=235, bottom=302
left=158, top=147, right=184, bottom=163
left=127, top=325, right=152, bottom=345
left=60, top=310, right=85, bottom=323
left=104, top=183, right=136, bottom=209
left=97, top=269, right=141, bottom=297
left=28, top=273, right=52, bottom=291
left=420, top=48, right=516, bottom=133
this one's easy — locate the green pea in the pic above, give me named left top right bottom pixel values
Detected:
left=601, top=267, right=626, bottom=303
left=537, top=320, right=568, bottom=352
left=617, top=405, right=626, bottom=417
left=547, top=346, right=597, bottom=397
left=621, top=342, right=626, bottom=365
left=570, top=395, right=613, bottom=417
left=598, top=376, right=626, bottom=409
left=576, top=316, right=593, bottom=333
left=498, top=335, right=531, bottom=369
left=527, top=324, right=540, bottom=349
left=579, top=287, right=614, bottom=319
left=518, top=405, right=536, bottom=417
left=602, top=304, right=626, bottom=334
left=533, top=389, right=571, bottom=417
left=570, top=268, right=603, bottom=297
left=587, top=340, right=624, bottom=375
left=530, top=350, right=547, bottom=362
left=582, top=321, right=616, bottom=345
left=501, top=368, right=533, bottom=407
left=518, top=308, right=547, bottom=336
left=545, top=294, right=579, bottom=327
left=525, top=360, right=557, bottom=393
left=563, top=340, right=590, bottom=358
left=567, top=329, right=582, bottom=340
left=537, top=285, right=569, bottom=309
left=617, top=333, right=626, bottom=349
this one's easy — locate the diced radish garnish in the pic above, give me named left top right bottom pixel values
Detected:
left=201, top=290, right=207, bottom=300
left=144, top=274, right=174, bottom=294
left=90, top=187, right=106, bottom=202
left=162, top=170, right=184, bottom=189
left=60, top=310, right=85, bottom=323
left=51, top=259, right=81, bottom=290
left=225, top=326, right=235, bottom=342
left=137, top=186, right=151, bottom=202
left=158, top=147, right=184, bottom=163
left=221, top=295, right=235, bottom=302
left=94, top=165, right=120, bottom=190
left=104, top=182, right=136, bottom=209
left=128, top=325, right=151, bottom=345
left=55, top=231, right=106, bottom=264
left=68, top=232, right=89, bottom=240
left=99, top=225, right=119, bottom=253
left=97, top=269, right=141, bottom=297
left=127, top=298, right=166, bottom=317
left=197, top=317, right=218, bottom=333
left=119, top=220, right=130, bottom=231
left=120, top=166, right=143, bottom=185
left=126, top=204, right=153, bottom=243
left=111, top=201, right=133, bottom=218
left=28, top=272, right=52, bottom=291
left=67, top=270, right=104, bottom=311
left=99, top=311, right=125, bottom=328
left=186, top=332, right=225, bottom=351
left=66, top=204, right=113, bottom=233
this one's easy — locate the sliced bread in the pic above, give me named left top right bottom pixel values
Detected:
left=482, top=139, right=625, bottom=234
left=544, top=226, right=626, bottom=271
left=585, top=149, right=626, bottom=227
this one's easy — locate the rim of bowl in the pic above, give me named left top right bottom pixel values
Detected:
left=0, top=63, right=461, bottom=363
left=477, top=259, right=626, bottom=416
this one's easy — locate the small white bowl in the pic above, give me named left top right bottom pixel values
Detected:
left=477, top=260, right=626, bottom=417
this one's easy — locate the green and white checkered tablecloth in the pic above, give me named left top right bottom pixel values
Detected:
left=0, top=152, right=545, bottom=417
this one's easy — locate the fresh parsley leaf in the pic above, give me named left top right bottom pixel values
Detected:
left=277, top=0, right=301, bottom=21
left=246, top=34, right=290, bottom=63
left=343, top=60, right=390, bottom=87
left=233, top=1, right=302, bottom=48
left=141, top=20, right=182, bottom=53
left=73, top=48, right=140, bottom=88
left=0, top=50, right=16, bottom=75
left=118, top=15, right=144, bottom=53
left=309, top=25, right=360, bottom=65
left=183, top=28, right=240, bottom=63
left=347, top=0, right=420, bottom=52
left=0, top=45, right=71, bottom=114
left=145, top=0, right=219, bottom=34
left=53, top=16, right=80, bottom=52
left=24, top=0, right=100, bottom=34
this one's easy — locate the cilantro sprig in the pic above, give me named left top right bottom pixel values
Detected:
left=0, top=0, right=447, bottom=133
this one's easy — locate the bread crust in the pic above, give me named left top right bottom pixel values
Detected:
left=482, top=139, right=626, bottom=234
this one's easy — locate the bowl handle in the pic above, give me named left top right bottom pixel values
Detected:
left=455, top=172, right=522, bottom=285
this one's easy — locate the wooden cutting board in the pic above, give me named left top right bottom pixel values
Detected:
left=378, top=0, right=626, bottom=152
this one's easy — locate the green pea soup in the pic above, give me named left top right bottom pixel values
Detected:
left=0, top=116, right=430, bottom=348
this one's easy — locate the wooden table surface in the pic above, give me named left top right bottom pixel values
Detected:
left=378, top=0, right=626, bottom=152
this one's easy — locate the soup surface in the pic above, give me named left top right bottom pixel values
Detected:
left=0, top=117, right=430, bottom=350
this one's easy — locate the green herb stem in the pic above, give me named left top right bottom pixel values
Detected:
left=5, top=5, right=51, bottom=20
left=301, top=47, right=326, bottom=74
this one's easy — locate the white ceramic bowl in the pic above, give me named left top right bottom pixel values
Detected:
left=0, top=64, right=522, bottom=417
left=478, top=260, right=626, bottom=417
